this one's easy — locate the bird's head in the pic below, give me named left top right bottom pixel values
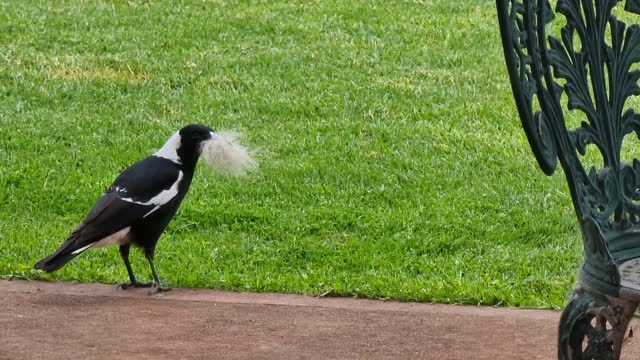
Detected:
left=178, top=124, right=216, bottom=161
left=154, top=124, right=214, bottom=166
left=155, top=124, right=256, bottom=175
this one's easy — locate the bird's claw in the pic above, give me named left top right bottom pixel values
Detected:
left=118, top=281, right=153, bottom=290
left=149, top=283, right=172, bottom=295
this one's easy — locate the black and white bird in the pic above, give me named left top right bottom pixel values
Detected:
left=34, top=124, right=255, bottom=293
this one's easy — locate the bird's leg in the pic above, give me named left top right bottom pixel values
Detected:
left=118, top=245, right=152, bottom=289
left=145, top=248, right=171, bottom=294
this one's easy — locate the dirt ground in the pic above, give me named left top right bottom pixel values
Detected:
left=2, top=280, right=640, bottom=359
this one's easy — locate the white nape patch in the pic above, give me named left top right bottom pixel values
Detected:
left=121, top=171, right=184, bottom=207
left=201, top=131, right=257, bottom=176
left=71, top=226, right=132, bottom=255
left=154, top=131, right=182, bottom=164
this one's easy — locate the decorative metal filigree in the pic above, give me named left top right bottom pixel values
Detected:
left=496, top=1, right=640, bottom=358
left=497, top=0, right=640, bottom=289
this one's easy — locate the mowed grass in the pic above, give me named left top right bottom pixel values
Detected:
left=0, top=0, right=582, bottom=308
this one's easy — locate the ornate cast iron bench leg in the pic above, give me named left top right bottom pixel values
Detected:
left=559, top=287, right=636, bottom=359
left=558, top=287, right=638, bottom=360
left=496, top=0, right=640, bottom=358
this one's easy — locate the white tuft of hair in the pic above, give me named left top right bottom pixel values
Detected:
left=201, top=131, right=257, bottom=176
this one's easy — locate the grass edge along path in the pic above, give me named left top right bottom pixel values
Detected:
left=0, top=0, right=584, bottom=308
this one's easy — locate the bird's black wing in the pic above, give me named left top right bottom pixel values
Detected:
left=35, top=157, right=182, bottom=271
left=71, top=156, right=183, bottom=246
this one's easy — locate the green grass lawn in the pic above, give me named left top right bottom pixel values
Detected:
left=0, top=0, right=584, bottom=308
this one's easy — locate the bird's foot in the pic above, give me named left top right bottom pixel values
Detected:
left=148, top=283, right=172, bottom=295
left=118, top=281, right=153, bottom=290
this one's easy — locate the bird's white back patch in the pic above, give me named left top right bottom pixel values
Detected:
left=154, top=131, right=182, bottom=164
left=92, top=226, right=132, bottom=248
left=71, top=226, right=132, bottom=254
left=121, top=171, right=184, bottom=207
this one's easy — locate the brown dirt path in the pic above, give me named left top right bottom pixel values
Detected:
left=1, top=280, right=640, bottom=359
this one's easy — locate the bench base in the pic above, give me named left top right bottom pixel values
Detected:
left=558, top=285, right=637, bottom=360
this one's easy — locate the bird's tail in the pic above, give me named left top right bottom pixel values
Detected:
left=34, top=251, right=82, bottom=273
left=34, top=233, right=86, bottom=273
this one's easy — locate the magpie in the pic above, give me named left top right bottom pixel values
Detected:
left=35, top=124, right=219, bottom=293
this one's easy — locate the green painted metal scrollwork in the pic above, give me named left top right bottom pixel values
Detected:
left=497, top=0, right=640, bottom=295
left=496, top=0, right=640, bottom=358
